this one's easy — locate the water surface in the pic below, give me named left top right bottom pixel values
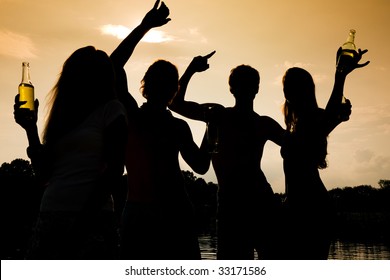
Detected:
left=198, top=234, right=390, bottom=260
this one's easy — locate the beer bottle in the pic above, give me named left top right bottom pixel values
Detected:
left=337, top=30, right=358, bottom=121
left=336, top=29, right=356, bottom=72
left=18, top=62, right=35, bottom=110
left=203, top=104, right=219, bottom=154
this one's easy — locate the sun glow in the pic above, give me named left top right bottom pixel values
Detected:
left=100, top=25, right=130, bottom=40
left=101, top=25, right=173, bottom=43
left=141, top=30, right=173, bottom=43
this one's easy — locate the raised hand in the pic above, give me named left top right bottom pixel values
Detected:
left=141, top=0, right=171, bottom=29
left=14, top=94, right=39, bottom=130
left=188, top=51, right=216, bottom=73
left=336, top=47, right=370, bottom=75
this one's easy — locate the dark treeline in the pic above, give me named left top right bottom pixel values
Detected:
left=1, top=159, right=389, bottom=259
left=183, top=172, right=390, bottom=243
left=329, top=181, right=390, bottom=242
left=0, top=159, right=44, bottom=259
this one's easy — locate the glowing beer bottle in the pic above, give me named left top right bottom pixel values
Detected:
left=336, top=29, right=356, bottom=73
left=18, top=62, right=35, bottom=110
left=336, top=29, right=357, bottom=121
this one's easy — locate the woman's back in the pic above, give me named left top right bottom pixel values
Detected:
left=281, top=109, right=330, bottom=208
left=126, top=104, right=190, bottom=204
left=41, top=100, right=125, bottom=212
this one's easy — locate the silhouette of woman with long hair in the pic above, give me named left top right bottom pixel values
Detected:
left=110, top=1, right=211, bottom=259
left=13, top=46, right=127, bottom=259
left=281, top=48, right=369, bottom=259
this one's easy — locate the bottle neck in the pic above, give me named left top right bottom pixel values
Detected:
left=21, top=62, right=32, bottom=85
left=342, top=31, right=356, bottom=50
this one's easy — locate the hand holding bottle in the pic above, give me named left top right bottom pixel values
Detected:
left=14, top=94, right=39, bottom=131
left=336, top=47, right=370, bottom=75
left=336, top=29, right=370, bottom=75
left=141, top=0, right=171, bottom=29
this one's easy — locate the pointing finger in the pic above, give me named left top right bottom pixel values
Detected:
left=203, top=50, right=216, bottom=59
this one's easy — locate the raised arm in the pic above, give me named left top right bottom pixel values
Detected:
left=324, top=47, right=369, bottom=134
left=169, top=51, right=218, bottom=122
left=14, top=96, right=49, bottom=183
left=110, top=0, right=171, bottom=114
left=110, top=0, right=170, bottom=68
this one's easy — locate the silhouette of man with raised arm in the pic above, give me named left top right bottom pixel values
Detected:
left=170, top=54, right=285, bottom=259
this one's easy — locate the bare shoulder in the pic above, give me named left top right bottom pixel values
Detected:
left=172, top=115, right=191, bottom=131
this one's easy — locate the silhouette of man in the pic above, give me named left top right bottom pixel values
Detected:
left=170, top=54, right=285, bottom=259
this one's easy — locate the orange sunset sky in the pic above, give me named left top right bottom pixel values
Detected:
left=1, top=0, right=389, bottom=193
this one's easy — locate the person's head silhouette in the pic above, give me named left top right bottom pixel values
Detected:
left=282, top=67, right=327, bottom=169
left=56, top=46, right=116, bottom=107
left=141, top=60, right=179, bottom=106
left=228, top=65, right=260, bottom=100
left=282, top=67, right=318, bottom=120
left=44, top=46, right=116, bottom=144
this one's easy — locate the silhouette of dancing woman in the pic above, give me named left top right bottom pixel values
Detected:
left=110, top=1, right=211, bottom=259
left=169, top=55, right=285, bottom=259
left=281, top=48, right=369, bottom=259
left=13, top=46, right=127, bottom=259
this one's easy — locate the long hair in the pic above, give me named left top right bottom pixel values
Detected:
left=43, top=46, right=116, bottom=145
left=282, top=67, right=328, bottom=169
left=140, top=60, right=179, bottom=105
left=282, top=67, right=317, bottom=132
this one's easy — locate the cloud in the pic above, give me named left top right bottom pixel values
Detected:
left=272, top=61, right=329, bottom=85
left=345, top=104, right=390, bottom=138
left=100, top=25, right=207, bottom=46
left=100, top=24, right=174, bottom=43
left=100, top=24, right=130, bottom=40
left=353, top=151, right=390, bottom=174
left=0, top=30, right=37, bottom=58
left=312, top=74, right=328, bottom=84
left=188, top=28, right=208, bottom=44
left=354, top=149, right=375, bottom=163
left=281, top=61, right=313, bottom=69
left=353, top=104, right=390, bottom=124
left=142, top=30, right=174, bottom=43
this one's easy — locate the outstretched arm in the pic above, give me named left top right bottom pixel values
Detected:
left=264, top=116, right=286, bottom=147
left=169, top=51, right=218, bottom=122
left=110, top=0, right=171, bottom=114
left=110, top=0, right=170, bottom=68
left=324, top=48, right=369, bottom=134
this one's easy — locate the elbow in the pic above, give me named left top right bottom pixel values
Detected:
left=194, top=167, right=208, bottom=176
left=193, top=160, right=211, bottom=175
